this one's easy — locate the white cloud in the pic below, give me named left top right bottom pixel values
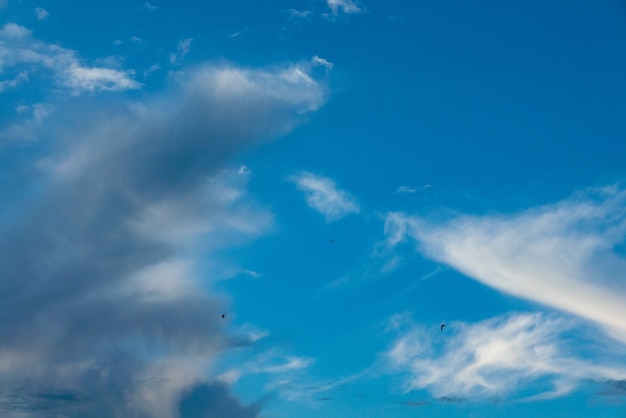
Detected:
left=0, top=23, right=140, bottom=94
left=291, top=171, right=360, bottom=221
left=311, top=55, right=333, bottom=71
left=63, top=64, right=140, bottom=93
left=130, top=35, right=142, bottom=44
left=238, top=165, right=251, bottom=175
left=169, top=38, right=193, bottom=65
left=287, top=9, right=312, bottom=20
left=258, top=356, right=314, bottom=374
left=395, top=186, right=417, bottom=194
left=395, top=185, right=430, bottom=193
left=236, top=324, right=270, bottom=343
left=326, top=0, right=363, bottom=14
left=145, top=1, right=158, bottom=10
left=143, top=63, right=161, bottom=78
left=387, top=312, right=626, bottom=399
left=0, top=22, right=31, bottom=38
left=384, top=186, right=626, bottom=344
left=1, top=102, right=54, bottom=142
left=0, top=70, right=28, bottom=92
left=217, top=369, right=243, bottom=385
left=35, top=7, right=49, bottom=20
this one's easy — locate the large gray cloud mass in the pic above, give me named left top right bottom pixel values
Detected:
left=0, top=64, right=325, bottom=417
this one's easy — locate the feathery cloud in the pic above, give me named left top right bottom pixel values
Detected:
left=170, top=38, right=193, bottom=65
left=291, top=171, right=360, bottom=221
left=326, top=0, right=363, bottom=15
left=143, top=63, right=161, bottom=78
left=384, top=186, right=626, bottom=344
left=286, top=9, right=312, bottom=20
left=395, top=186, right=417, bottom=194
left=311, top=55, right=333, bottom=71
left=0, top=23, right=140, bottom=94
left=386, top=313, right=626, bottom=400
left=0, top=70, right=28, bottom=92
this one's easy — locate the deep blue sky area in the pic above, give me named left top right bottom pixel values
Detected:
left=1, top=1, right=626, bottom=417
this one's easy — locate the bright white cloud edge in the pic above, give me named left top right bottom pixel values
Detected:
left=0, top=22, right=140, bottom=94
left=384, top=185, right=626, bottom=345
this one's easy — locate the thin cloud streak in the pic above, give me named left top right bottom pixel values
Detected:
left=326, top=0, right=363, bottom=15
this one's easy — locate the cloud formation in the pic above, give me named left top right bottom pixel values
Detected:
left=170, top=38, right=193, bottom=65
left=178, top=382, right=262, bottom=418
left=0, top=23, right=140, bottom=94
left=386, top=313, right=626, bottom=400
left=384, top=186, right=626, bottom=344
left=35, top=7, right=49, bottom=20
left=395, top=186, right=416, bottom=194
left=0, top=63, right=326, bottom=416
left=291, top=172, right=360, bottom=221
left=326, top=0, right=363, bottom=15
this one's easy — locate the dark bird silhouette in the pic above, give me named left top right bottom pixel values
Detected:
left=221, top=314, right=226, bottom=319
left=329, top=240, right=334, bottom=244
left=440, top=324, right=446, bottom=332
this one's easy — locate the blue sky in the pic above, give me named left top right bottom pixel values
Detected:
left=1, top=0, right=626, bottom=417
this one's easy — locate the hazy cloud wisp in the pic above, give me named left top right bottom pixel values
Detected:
left=291, top=172, right=360, bottom=221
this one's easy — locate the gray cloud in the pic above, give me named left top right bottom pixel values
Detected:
left=178, top=382, right=261, bottom=418
left=0, top=63, right=326, bottom=417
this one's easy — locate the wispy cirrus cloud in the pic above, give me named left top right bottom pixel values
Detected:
left=384, top=186, right=626, bottom=344
left=395, top=184, right=431, bottom=194
left=386, top=313, right=626, bottom=400
left=311, top=55, right=333, bottom=71
left=0, top=70, right=28, bottom=92
left=291, top=172, right=360, bottom=221
left=395, top=186, right=417, bottom=194
left=286, top=9, right=312, bottom=21
left=0, top=62, right=327, bottom=417
left=143, top=63, right=161, bottom=78
left=325, top=0, right=364, bottom=15
left=170, top=38, right=193, bottom=65
left=0, top=23, right=140, bottom=94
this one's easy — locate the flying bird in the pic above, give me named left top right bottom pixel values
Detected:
left=221, top=314, right=227, bottom=319
left=440, top=323, right=446, bottom=332
left=329, top=240, right=334, bottom=244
